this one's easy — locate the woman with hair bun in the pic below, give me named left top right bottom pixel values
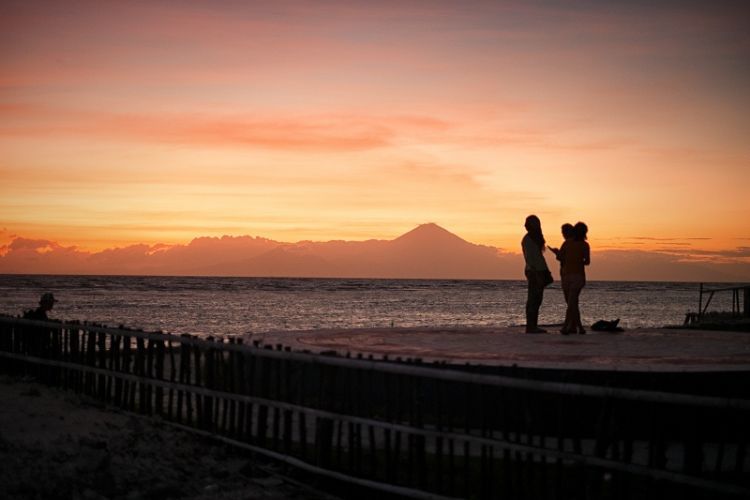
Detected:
left=558, top=222, right=591, bottom=334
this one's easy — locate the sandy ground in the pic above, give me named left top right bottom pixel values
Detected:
left=0, top=375, right=336, bottom=500
left=258, top=326, right=750, bottom=371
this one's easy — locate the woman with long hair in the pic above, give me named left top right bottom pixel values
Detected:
left=521, top=215, right=550, bottom=333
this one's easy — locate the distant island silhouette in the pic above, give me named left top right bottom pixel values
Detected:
left=1, top=223, right=748, bottom=281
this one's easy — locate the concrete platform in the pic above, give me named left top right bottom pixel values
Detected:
left=257, top=326, right=750, bottom=372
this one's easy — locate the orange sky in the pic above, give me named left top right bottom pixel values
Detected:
left=1, top=0, right=749, bottom=266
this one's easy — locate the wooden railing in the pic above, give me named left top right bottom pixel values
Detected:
left=1, top=316, right=748, bottom=499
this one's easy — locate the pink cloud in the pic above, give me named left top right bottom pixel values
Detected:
left=0, top=102, right=465, bottom=151
left=0, top=104, right=400, bottom=151
left=8, top=238, right=58, bottom=252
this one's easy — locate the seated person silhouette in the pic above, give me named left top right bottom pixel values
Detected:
left=24, top=293, right=57, bottom=320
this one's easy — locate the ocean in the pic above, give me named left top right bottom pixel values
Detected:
left=0, top=275, right=732, bottom=338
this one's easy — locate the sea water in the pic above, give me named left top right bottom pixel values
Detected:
left=0, top=275, right=733, bottom=338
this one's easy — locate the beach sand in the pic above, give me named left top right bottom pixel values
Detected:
left=0, top=375, right=336, bottom=500
left=258, top=326, right=750, bottom=371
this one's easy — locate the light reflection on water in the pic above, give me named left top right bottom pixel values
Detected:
left=0, top=275, right=736, bottom=338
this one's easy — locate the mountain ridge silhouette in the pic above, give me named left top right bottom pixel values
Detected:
left=191, top=223, right=510, bottom=278
left=1, top=224, right=748, bottom=281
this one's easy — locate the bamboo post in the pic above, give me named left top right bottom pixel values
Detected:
left=11, top=323, right=20, bottom=374
left=524, top=389, right=537, bottom=499
left=167, top=335, right=176, bottom=420
left=183, top=336, right=194, bottom=424
left=257, top=349, right=270, bottom=446
left=448, top=383, right=457, bottom=497
left=51, top=323, right=61, bottom=385
left=435, top=376, right=444, bottom=494
left=384, top=371, right=393, bottom=483
left=348, top=361, right=358, bottom=475
left=648, top=403, right=667, bottom=470
left=357, top=368, right=365, bottom=476
left=86, top=329, right=96, bottom=396
left=272, top=346, right=282, bottom=450
left=344, top=362, right=353, bottom=473
left=228, top=339, right=238, bottom=438
left=121, top=335, right=132, bottom=410
left=70, top=328, right=80, bottom=393
left=176, top=336, right=187, bottom=423
left=479, top=385, right=489, bottom=500
left=204, top=338, right=216, bottom=431
left=733, top=411, right=747, bottom=478
left=298, top=356, right=308, bottom=461
left=395, top=365, right=405, bottom=485
left=413, top=372, right=427, bottom=490
left=555, top=392, right=566, bottom=498
left=155, top=338, right=165, bottom=416
left=734, top=288, right=740, bottom=315
left=146, top=338, right=155, bottom=414
left=315, top=360, right=334, bottom=468
left=60, top=327, right=69, bottom=390
left=236, top=341, right=247, bottom=440
left=136, top=337, right=146, bottom=412
left=594, top=398, right=612, bottom=458
left=219, top=341, right=230, bottom=434
left=393, top=423, right=402, bottom=486
left=405, top=368, right=414, bottom=486
left=367, top=361, right=378, bottom=480
left=111, top=334, right=121, bottom=405
left=245, top=352, right=258, bottom=442
left=282, top=350, right=293, bottom=456
left=463, top=381, right=471, bottom=498
left=684, top=408, right=704, bottom=475
left=194, top=341, right=204, bottom=428
left=218, top=340, right=227, bottom=434
left=97, top=331, right=106, bottom=401
left=335, top=410, right=343, bottom=470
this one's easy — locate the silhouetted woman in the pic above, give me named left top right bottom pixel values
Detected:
left=521, top=215, right=550, bottom=333
left=549, top=223, right=584, bottom=332
left=558, top=222, right=590, bottom=334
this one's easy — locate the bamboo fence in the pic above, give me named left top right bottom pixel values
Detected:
left=1, top=316, right=748, bottom=499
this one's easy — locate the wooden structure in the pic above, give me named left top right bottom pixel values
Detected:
left=699, top=284, right=750, bottom=318
left=1, top=316, right=748, bottom=499
left=685, top=284, right=750, bottom=326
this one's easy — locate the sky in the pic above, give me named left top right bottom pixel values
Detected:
left=1, top=0, right=749, bottom=273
